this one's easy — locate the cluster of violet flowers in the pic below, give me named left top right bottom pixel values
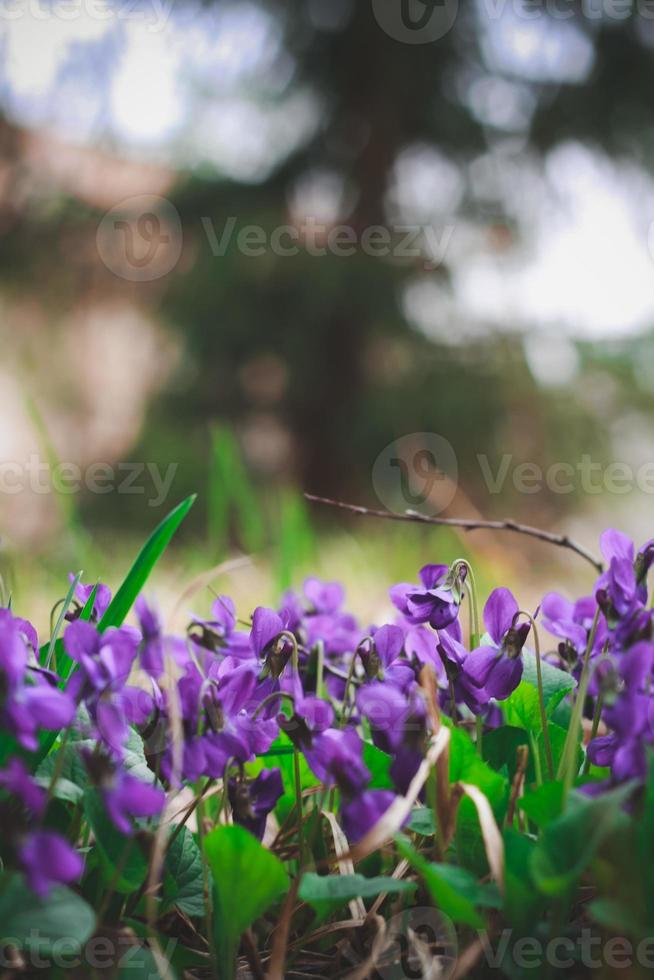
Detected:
left=1, top=527, right=652, bottom=898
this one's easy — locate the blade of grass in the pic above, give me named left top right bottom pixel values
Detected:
left=99, top=495, right=196, bottom=631
left=275, top=490, right=315, bottom=594
left=208, top=426, right=265, bottom=555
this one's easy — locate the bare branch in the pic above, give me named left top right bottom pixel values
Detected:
left=304, top=493, right=603, bottom=574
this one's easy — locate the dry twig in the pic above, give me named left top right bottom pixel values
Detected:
left=305, top=493, right=603, bottom=573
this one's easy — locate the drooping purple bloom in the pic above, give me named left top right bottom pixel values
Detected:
left=19, top=831, right=83, bottom=897
left=5, top=681, right=76, bottom=752
left=68, top=576, right=112, bottom=623
left=0, top=608, right=30, bottom=689
left=277, top=695, right=335, bottom=752
left=595, top=529, right=654, bottom=622
left=461, top=588, right=527, bottom=702
left=397, top=620, right=446, bottom=682
left=63, top=620, right=143, bottom=755
left=64, top=621, right=138, bottom=696
left=340, top=789, right=396, bottom=843
left=357, top=624, right=413, bottom=689
left=0, top=610, right=76, bottom=749
left=357, top=682, right=409, bottom=754
left=305, top=727, right=370, bottom=796
left=541, top=593, right=600, bottom=658
left=437, top=629, right=489, bottom=715
left=228, top=768, right=284, bottom=840
left=304, top=578, right=345, bottom=615
left=587, top=641, right=654, bottom=783
left=102, top=771, right=166, bottom=834
left=135, top=596, right=166, bottom=678
left=390, top=563, right=465, bottom=630
left=0, top=758, right=46, bottom=817
left=357, top=681, right=429, bottom=796
left=190, top=595, right=252, bottom=663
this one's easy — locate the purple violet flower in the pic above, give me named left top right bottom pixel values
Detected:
left=228, top=768, right=284, bottom=840
left=595, top=529, right=654, bottom=622
left=67, top=576, right=112, bottom=623
left=103, top=771, right=166, bottom=834
left=19, top=831, right=83, bottom=898
left=461, top=588, right=527, bottom=702
left=0, top=758, right=46, bottom=817
left=390, top=563, right=465, bottom=630
left=341, top=789, right=396, bottom=843
left=190, top=595, right=252, bottom=662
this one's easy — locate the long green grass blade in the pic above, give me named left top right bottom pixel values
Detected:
left=208, top=426, right=265, bottom=554
left=275, top=490, right=315, bottom=593
left=99, top=494, right=196, bottom=631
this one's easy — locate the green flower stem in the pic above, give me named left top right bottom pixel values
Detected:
left=251, top=690, right=296, bottom=722
left=530, top=731, right=543, bottom=788
left=281, top=631, right=305, bottom=867
left=582, top=691, right=604, bottom=776
left=196, top=785, right=217, bottom=975
left=315, top=640, right=325, bottom=699
left=518, top=611, right=554, bottom=781
left=453, top=558, right=482, bottom=747
left=340, top=653, right=358, bottom=726
left=45, top=726, right=71, bottom=805
left=452, top=558, right=480, bottom=648
left=558, top=607, right=600, bottom=791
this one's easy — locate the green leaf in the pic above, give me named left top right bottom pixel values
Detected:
left=36, top=746, right=86, bottom=803
left=519, top=781, right=565, bottom=829
left=84, top=789, right=149, bottom=894
left=257, top=735, right=319, bottom=823
left=448, top=726, right=509, bottom=875
left=362, top=742, right=394, bottom=790
left=589, top=898, right=646, bottom=936
left=163, top=826, right=204, bottom=918
left=502, top=829, right=544, bottom=934
left=407, top=807, right=437, bottom=836
left=503, top=654, right=574, bottom=735
left=204, top=824, right=289, bottom=979
left=99, top=494, right=196, bottom=631
left=449, top=726, right=508, bottom=807
left=121, top=727, right=159, bottom=785
left=299, top=872, right=415, bottom=919
left=396, top=835, right=500, bottom=928
left=37, top=727, right=155, bottom=804
left=483, top=726, right=533, bottom=782
left=116, top=945, right=178, bottom=978
left=530, top=785, right=633, bottom=897
left=0, top=875, right=96, bottom=956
